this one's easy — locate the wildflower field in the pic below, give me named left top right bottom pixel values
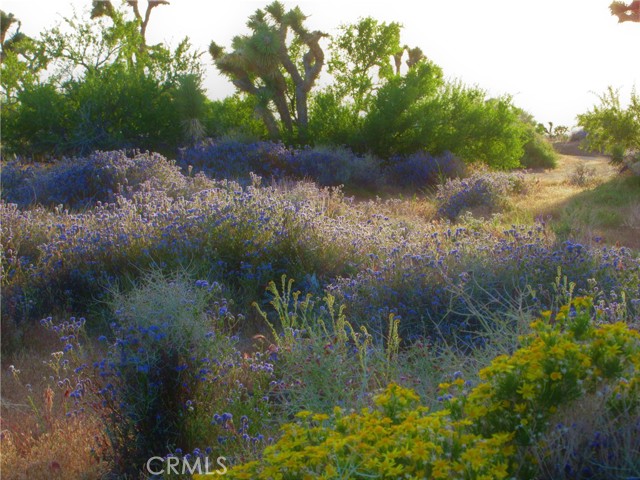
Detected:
left=1, top=143, right=639, bottom=479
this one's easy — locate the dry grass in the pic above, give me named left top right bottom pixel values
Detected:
left=1, top=330, right=112, bottom=480
left=1, top=415, right=110, bottom=480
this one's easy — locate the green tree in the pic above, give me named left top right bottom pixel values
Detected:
left=42, top=5, right=202, bottom=87
left=328, top=17, right=402, bottom=113
left=209, top=1, right=327, bottom=142
left=1, top=11, right=47, bottom=102
left=90, top=0, right=169, bottom=52
left=307, top=89, right=361, bottom=146
left=2, top=84, right=70, bottom=157
left=359, top=61, right=444, bottom=157
left=577, top=87, right=640, bottom=161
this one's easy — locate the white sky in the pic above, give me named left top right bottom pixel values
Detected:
left=4, top=0, right=639, bottom=128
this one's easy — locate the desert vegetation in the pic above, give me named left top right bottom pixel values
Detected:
left=1, top=2, right=639, bottom=479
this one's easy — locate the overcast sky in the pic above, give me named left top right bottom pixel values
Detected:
left=4, top=0, right=639, bottom=128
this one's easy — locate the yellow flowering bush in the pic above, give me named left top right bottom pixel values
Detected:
left=225, top=297, right=640, bottom=479
left=456, top=297, right=640, bottom=446
left=228, top=383, right=514, bottom=480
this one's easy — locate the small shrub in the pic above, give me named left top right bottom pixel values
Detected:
left=435, top=171, right=526, bottom=221
left=567, top=163, right=598, bottom=187
left=253, top=277, right=391, bottom=416
left=228, top=383, right=515, bottom=480
left=384, top=150, right=465, bottom=190
left=520, top=130, right=558, bottom=169
left=287, top=146, right=382, bottom=190
left=177, top=139, right=291, bottom=182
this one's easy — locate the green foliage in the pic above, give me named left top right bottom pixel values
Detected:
left=360, top=67, right=526, bottom=168
left=520, top=126, right=559, bottom=169
left=4, top=64, right=181, bottom=156
left=577, top=87, right=640, bottom=161
left=3, top=4, right=203, bottom=157
left=205, top=95, right=269, bottom=141
left=229, top=297, right=640, bottom=480
left=0, top=10, right=47, bottom=104
left=40, top=9, right=142, bottom=82
left=427, top=85, right=526, bottom=169
left=328, top=17, right=402, bottom=113
left=2, top=84, right=71, bottom=157
left=172, top=74, right=208, bottom=145
left=67, top=64, right=180, bottom=153
left=307, top=89, right=361, bottom=146
left=359, top=61, right=444, bottom=157
left=209, top=1, right=326, bottom=142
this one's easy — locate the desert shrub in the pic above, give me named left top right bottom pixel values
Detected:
left=428, top=85, right=527, bottom=170
left=0, top=160, right=46, bottom=205
left=1, top=150, right=189, bottom=209
left=1, top=84, right=71, bottom=158
left=448, top=297, right=640, bottom=478
left=177, top=139, right=291, bottom=181
left=384, top=150, right=465, bottom=190
left=204, top=95, right=269, bottom=141
left=229, top=383, right=515, bottom=480
left=360, top=70, right=527, bottom=170
left=577, top=87, right=640, bottom=160
left=328, top=215, right=640, bottom=341
left=567, top=163, right=598, bottom=187
left=0, top=179, right=362, bottom=322
left=35, top=274, right=278, bottom=475
left=307, top=89, right=362, bottom=147
left=64, top=65, right=181, bottom=155
left=435, top=171, right=527, bottom=221
left=3, top=66, right=182, bottom=157
left=287, top=146, right=382, bottom=190
left=520, top=128, right=558, bottom=169
left=252, top=277, right=396, bottom=417
left=229, top=297, right=640, bottom=480
left=94, top=272, right=231, bottom=474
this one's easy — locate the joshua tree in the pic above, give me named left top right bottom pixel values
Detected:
left=91, top=0, right=169, bottom=50
left=1, top=10, right=28, bottom=61
left=610, top=1, right=640, bottom=22
left=209, top=1, right=326, bottom=142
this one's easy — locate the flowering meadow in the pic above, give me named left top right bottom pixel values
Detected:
left=1, top=147, right=639, bottom=479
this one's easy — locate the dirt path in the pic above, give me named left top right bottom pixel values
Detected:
left=528, top=142, right=616, bottom=184
left=516, top=143, right=639, bottom=250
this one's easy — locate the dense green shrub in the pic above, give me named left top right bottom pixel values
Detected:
left=359, top=61, right=444, bottom=157
left=3, top=65, right=182, bottom=156
left=520, top=129, right=558, bottom=169
left=578, top=87, right=640, bottom=161
left=359, top=66, right=527, bottom=169
left=204, top=95, right=269, bottom=141
left=307, top=89, right=362, bottom=147
left=2, top=84, right=71, bottom=158
left=427, top=85, right=526, bottom=169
